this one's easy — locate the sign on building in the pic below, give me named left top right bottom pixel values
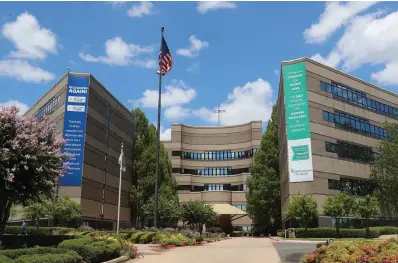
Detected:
left=59, top=75, right=90, bottom=186
left=283, top=62, right=314, bottom=182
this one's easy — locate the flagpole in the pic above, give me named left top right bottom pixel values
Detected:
left=154, top=26, right=164, bottom=228
left=117, top=142, right=124, bottom=234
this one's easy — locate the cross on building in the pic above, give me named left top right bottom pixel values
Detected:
left=213, top=104, right=225, bottom=126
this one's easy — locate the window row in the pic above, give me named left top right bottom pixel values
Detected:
left=328, top=178, right=375, bottom=196
left=172, top=148, right=259, bottom=161
left=172, top=167, right=250, bottom=176
left=234, top=204, right=247, bottom=211
left=176, top=184, right=248, bottom=192
left=322, top=111, right=390, bottom=139
left=325, top=141, right=376, bottom=163
left=320, top=81, right=398, bottom=118
left=35, top=96, right=61, bottom=121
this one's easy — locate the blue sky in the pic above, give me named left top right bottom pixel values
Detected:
left=1, top=1, right=398, bottom=139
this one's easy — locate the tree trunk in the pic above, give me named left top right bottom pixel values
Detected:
left=0, top=199, right=12, bottom=239
left=336, top=217, right=340, bottom=238
left=365, top=218, right=370, bottom=238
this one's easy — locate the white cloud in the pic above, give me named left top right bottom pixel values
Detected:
left=0, top=59, right=55, bottom=83
left=164, top=105, right=191, bottom=121
left=160, top=126, right=171, bottom=140
left=311, top=52, right=341, bottom=68
left=79, top=37, right=155, bottom=67
left=110, top=1, right=126, bottom=9
left=2, top=12, right=57, bottom=60
left=186, top=62, right=200, bottom=73
left=177, top=35, right=209, bottom=58
left=197, top=1, right=236, bottom=14
left=193, top=78, right=274, bottom=126
left=137, top=80, right=197, bottom=108
left=0, top=100, right=29, bottom=115
left=303, top=2, right=377, bottom=44
left=127, top=1, right=153, bottom=17
left=308, top=7, right=398, bottom=85
left=371, top=62, right=398, bottom=85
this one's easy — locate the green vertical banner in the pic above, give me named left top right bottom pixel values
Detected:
left=283, top=62, right=314, bottom=182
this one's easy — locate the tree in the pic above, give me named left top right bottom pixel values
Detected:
left=23, top=198, right=50, bottom=227
left=246, top=104, right=281, bottom=228
left=141, top=189, right=180, bottom=228
left=323, top=192, right=356, bottom=236
left=356, top=195, right=379, bottom=238
left=0, top=106, right=67, bottom=236
left=180, top=200, right=217, bottom=235
left=49, top=196, right=82, bottom=227
left=370, top=121, right=398, bottom=217
left=130, top=108, right=178, bottom=228
left=287, top=195, right=318, bottom=230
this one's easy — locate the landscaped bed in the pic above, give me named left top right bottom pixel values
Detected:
left=0, top=231, right=137, bottom=263
left=0, top=226, right=227, bottom=262
left=277, top=226, right=398, bottom=239
left=301, top=237, right=398, bottom=263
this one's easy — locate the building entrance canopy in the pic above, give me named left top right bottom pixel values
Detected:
left=211, top=204, right=247, bottom=222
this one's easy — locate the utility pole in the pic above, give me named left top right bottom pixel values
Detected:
left=213, top=104, right=225, bottom=126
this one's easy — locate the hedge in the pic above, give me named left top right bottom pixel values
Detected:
left=5, top=226, right=75, bottom=236
left=291, top=228, right=380, bottom=238
left=130, top=231, right=145, bottom=243
left=0, top=235, right=76, bottom=249
left=0, top=255, right=14, bottom=263
left=14, top=251, right=82, bottom=263
left=58, top=237, right=121, bottom=263
left=139, top=232, right=157, bottom=244
left=0, top=247, right=68, bottom=259
left=371, top=226, right=398, bottom=235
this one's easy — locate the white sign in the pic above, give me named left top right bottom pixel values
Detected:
left=68, top=96, right=86, bottom=103
left=287, top=138, right=314, bottom=182
left=67, top=105, right=86, bottom=112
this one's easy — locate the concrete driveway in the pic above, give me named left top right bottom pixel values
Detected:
left=133, top=237, right=281, bottom=263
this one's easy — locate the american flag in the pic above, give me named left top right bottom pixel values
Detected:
left=156, top=36, right=172, bottom=75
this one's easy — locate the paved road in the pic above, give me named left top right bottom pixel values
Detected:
left=134, top=238, right=281, bottom=263
left=272, top=241, right=316, bottom=263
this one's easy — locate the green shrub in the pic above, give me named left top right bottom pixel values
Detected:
left=195, top=236, right=204, bottom=242
left=130, top=231, right=145, bottom=243
left=139, top=232, right=157, bottom=244
left=58, top=236, right=121, bottom=263
left=0, top=247, right=67, bottom=259
left=294, top=228, right=379, bottom=238
left=14, top=251, right=82, bottom=263
left=371, top=226, right=398, bottom=235
left=0, top=255, right=14, bottom=263
left=277, top=230, right=284, bottom=237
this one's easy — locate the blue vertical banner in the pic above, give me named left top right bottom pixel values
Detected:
left=59, top=75, right=90, bottom=186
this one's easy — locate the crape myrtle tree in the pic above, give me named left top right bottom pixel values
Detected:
left=287, top=194, right=318, bottom=231
left=323, top=192, right=356, bottom=237
left=130, top=108, right=178, bottom=228
left=356, top=195, right=379, bottom=238
left=246, top=104, right=281, bottom=229
left=180, top=200, right=217, bottom=235
left=0, top=106, right=67, bottom=236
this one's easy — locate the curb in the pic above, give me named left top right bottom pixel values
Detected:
left=102, top=256, right=129, bottom=263
left=268, top=236, right=280, bottom=242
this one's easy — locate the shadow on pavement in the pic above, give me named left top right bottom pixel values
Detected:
left=272, top=242, right=316, bottom=263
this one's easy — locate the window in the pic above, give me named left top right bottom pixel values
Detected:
left=320, top=81, right=397, bottom=118
left=180, top=149, right=256, bottom=160
left=34, top=95, right=61, bottom=121
left=323, top=110, right=389, bottom=139
left=325, top=141, right=375, bottom=163
left=328, top=178, right=375, bottom=196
